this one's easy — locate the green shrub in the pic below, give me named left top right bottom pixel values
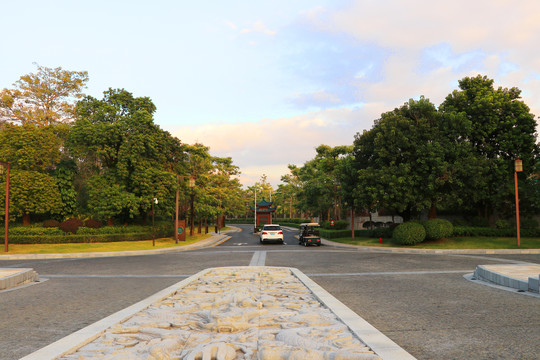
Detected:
left=424, top=219, right=453, bottom=241
left=521, top=218, right=539, bottom=229
left=495, top=220, right=509, bottom=229
left=470, top=216, right=489, bottom=227
left=452, top=219, right=469, bottom=226
left=321, top=220, right=349, bottom=230
left=371, top=227, right=393, bottom=238
left=393, top=222, right=426, bottom=245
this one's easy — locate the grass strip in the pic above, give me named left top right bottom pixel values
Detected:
left=329, top=236, right=540, bottom=249
left=0, top=233, right=212, bottom=254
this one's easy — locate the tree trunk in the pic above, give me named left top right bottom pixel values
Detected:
left=22, top=213, right=30, bottom=225
left=428, top=203, right=437, bottom=219
left=108, top=217, right=114, bottom=226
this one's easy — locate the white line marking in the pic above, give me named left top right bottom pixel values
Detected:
left=249, top=251, right=266, bottom=266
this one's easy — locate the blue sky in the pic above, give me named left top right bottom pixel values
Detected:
left=1, top=0, right=539, bottom=186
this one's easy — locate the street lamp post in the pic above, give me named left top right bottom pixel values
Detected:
left=152, top=197, right=158, bottom=247
left=0, top=162, right=9, bottom=253
left=514, top=159, right=523, bottom=247
left=254, top=189, right=257, bottom=233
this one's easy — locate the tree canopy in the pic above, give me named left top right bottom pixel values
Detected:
left=0, top=64, right=88, bottom=126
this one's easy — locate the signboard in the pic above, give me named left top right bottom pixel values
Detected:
left=330, top=220, right=335, bottom=226
left=178, top=220, right=186, bottom=241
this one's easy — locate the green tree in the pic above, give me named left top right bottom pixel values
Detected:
left=440, top=75, right=539, bottom=218
left=0, top=64, right=88, bottom=126
left=353, top=96, right=482, bottom=220
left=0, top=170, right=62, bottom=223
left=0, top=123, right=67, bottom=223
left=67, top=89, right=183, bottom=223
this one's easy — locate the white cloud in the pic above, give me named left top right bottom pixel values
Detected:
left=171, top=106, right=378, bottom=187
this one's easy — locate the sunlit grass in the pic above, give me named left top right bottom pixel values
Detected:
left=329, top=236, right=540, bottom=249
left=1, top=233, right=213, bottom=255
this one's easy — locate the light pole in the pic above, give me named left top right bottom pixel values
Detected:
left=0, top=162, right=9, bottom=253
left=152, top=197, right=158, bottom=247
left=254, top=189, right=257, bottom=233
left=514, top=159, right=523, bottom=247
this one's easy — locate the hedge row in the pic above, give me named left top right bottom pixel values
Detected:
left=319, top=228, right=392, bottom=239
left=226, top=218, right=311, bottom=225
left=9, top=233, right=159, bottom=245
left=453, top=226, right=540, bottom=237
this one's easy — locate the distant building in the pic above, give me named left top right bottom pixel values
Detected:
left=250, top=197, right=277, bottom=226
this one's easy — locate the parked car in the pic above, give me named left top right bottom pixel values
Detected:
left=298, top=222, right=321, bottom=246
left=260, top=224, right=284, bottom=244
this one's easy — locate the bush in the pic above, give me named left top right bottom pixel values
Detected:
left=470, top=216, right=489, bottom=227
left=321, top=220, right=349, bottom=230
left=43, top=219, right=60, bottom=228
left=424, top=219, right=453, bottom=241
left=84, top=219, right=103, bottom=228
left=59, top=218, right=80, bottom=234
left=452, top=219, right=469, bottom=226
left=393, top=222, right=426, bottom=245
left=495, top=220, right=509, bottom=229
left=521, top=218, right=539, bottom=229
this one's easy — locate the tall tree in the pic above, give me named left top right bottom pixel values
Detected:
left=440, top=75, right=539, bottom=218
left=0, top=123, right=65, bottom=223
left=67, top=89, right=182, bottom=223
left=353, top=96, right=482, bottom=220
left=0, top=64, right=88, bottom=126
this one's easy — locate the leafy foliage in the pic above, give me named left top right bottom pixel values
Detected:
left=393, top=222, right=426, bottom=245
left=0, top=64, right=88, bottom=126
left=423, top=218, right=453, bottom=240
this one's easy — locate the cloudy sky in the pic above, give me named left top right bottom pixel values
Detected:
left=1, top=0, right=539, bottom=187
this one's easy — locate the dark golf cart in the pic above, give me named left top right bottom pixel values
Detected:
left=298, top=222, right=321, bottom=246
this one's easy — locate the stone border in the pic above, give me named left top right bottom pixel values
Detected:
left=21, top=266, right=416, bottom=360
left=0, top=268, right=39, bottom=291
left=473, top=265, right=540, bottom=294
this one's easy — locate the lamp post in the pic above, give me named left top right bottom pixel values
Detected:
left=152, top=197, right=158, bottom=247
left=514, top=159, right=523, bottom=247
left=254, top=189, right=257, bottom=233
left=0, top=162, right=9, bottom=253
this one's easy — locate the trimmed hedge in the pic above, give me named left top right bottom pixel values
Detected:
left=6, top=223, right=174, bottom=244
left=453, top=226, right=540, bottom=237
left=318, top=228, right=393, bottom=239
left=9, top=233, right=154, bottom=245
left=321, top=220, right=349, bottom=230
left=393, top=222, right=426, bottom=245
left=424, top=219, right=453, bottom=240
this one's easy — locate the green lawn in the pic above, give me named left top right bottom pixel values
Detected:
left=329, top=236, right=540, bottom=249
left=0, top=233, right=212, bottom=255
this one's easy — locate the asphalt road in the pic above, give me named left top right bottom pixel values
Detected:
left=1, top=224, right=539, bottom=360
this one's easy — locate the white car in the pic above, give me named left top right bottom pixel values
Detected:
left=259, top=224, right=284, bottom=244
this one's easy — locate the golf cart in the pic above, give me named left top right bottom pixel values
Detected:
left=298, top=222, right=321, bottom=246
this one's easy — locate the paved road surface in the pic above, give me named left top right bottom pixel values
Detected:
left=1, top=224, right=539, bottom=360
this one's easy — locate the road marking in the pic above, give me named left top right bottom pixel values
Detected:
left=40, top=274, right=191, bottom=278
left=249, top=251, right=266, bottom=266
left=306, top=270, right=472, bottom=276
left=232, top=243, right=248, bottom=246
